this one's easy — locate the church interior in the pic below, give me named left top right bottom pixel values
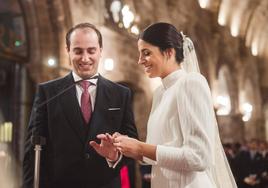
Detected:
left=1, top=0, right=268, bottom=187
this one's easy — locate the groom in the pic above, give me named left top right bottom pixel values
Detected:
left=23, top=22, right=138, bottom=188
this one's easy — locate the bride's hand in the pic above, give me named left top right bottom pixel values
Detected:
left=114, top=135, right=142, bottom=160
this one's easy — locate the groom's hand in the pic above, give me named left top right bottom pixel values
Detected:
left=89, top=133, right=119, bottom=161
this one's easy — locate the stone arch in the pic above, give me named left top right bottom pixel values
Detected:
left=215, top=64, right=243, bottom=142
left=239, top=77, right=263, bottom=139
left=216, top=63, right=240, bottom=114
left=241, top=61, right=261, bottom=111
left=215, top=65, right=232, bottom=114
left=21, top=0, right=72, bottom=83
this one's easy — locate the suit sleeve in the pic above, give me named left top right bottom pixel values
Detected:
left=22, top=84, right=49, bottom=188
left=121, top=88, right=138, bottom=139
left=112, top=88, right=138, bottom=170
left=156, top=73, right=214, bottom=172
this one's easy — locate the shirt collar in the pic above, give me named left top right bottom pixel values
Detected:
left=72, top=71, right=98, bottom=85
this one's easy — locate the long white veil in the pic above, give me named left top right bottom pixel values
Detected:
left=180, top=32, right=238, bottom=188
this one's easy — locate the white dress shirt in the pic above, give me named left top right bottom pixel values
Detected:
left=72, top=71, right=98, bottom=110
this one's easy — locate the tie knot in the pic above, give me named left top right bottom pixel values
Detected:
left=79, top=80, right=90, bottom=90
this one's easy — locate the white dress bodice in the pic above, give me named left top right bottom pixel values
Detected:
left=144, top=69, right=216, bottom=188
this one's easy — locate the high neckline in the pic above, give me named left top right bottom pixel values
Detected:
left=162, top=69, right=185, bottom=89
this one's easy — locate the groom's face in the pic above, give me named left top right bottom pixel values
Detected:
left=67, top=28, right=102, bottom=79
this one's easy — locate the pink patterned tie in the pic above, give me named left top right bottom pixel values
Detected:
left=80, top=81, right=92, bottom=124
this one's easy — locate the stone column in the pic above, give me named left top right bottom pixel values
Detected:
left=217, top=113, right=245, bottom=143
left=244, top=117, right=266, bottom=140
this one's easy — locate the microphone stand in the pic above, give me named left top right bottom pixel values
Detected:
left=31, top=135, right=46, bottom=188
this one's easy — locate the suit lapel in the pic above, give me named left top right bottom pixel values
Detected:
left=88, top=75, right=111, bottom=139
left=59, top=73, right=86, bottom=143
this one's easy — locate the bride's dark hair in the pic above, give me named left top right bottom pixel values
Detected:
left=139, top=22, right=184, bottom=63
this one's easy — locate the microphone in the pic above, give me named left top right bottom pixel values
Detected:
left=34, top=75, right=99, bottom=110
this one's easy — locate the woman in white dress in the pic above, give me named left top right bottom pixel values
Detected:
left=112, top=22, right=237, bottom=188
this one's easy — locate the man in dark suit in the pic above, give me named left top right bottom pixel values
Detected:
left=23, top=23, right=138, bottom=188
left=235, top=139, right=262, bottom=188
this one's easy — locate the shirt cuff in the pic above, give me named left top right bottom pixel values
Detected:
left=142, top=156, right=157, bottom=165
left=106, top=152, right=123, bottom=168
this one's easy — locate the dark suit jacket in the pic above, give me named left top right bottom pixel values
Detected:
left=235, top=150, right=262, bottom=188
left=23, top=73, right=138, bottom=188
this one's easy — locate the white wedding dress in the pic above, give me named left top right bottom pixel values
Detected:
left=143, top=69, right=237, bottom=188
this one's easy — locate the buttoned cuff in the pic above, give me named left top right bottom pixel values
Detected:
left=106, top=152, right=123, bottom=168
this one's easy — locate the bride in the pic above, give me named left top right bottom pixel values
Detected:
left=93, top=22, right=237, bottom=188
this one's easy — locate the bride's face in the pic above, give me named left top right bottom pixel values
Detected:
left=137, top=39, right=166, bottom=78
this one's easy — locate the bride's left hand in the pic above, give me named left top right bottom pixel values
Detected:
left=113, top=135, right=142, bottom=160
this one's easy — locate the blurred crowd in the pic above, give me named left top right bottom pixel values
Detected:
left=224, top=139, right=268, bottom=188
